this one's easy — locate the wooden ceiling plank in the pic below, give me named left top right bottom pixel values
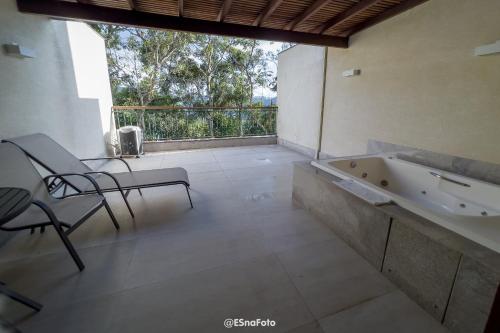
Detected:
left=344, top=0, right=430, bottom=36
left=252, top=0, right=285, bottom=27
left=284, top=0, right=331, bottom=31
left=17, top=0, right=349, bottom=47
left=216, top=0, right=233, bottom=22
left=317, top=0, right=384, bottom=34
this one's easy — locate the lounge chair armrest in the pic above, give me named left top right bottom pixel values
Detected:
left=84, top=171, right=127, bottom=192
left=43, top=173, right=105, bottom=197
left=80, top=157, right=133, bottom=173
left=30, top=200, right=64, bottom=226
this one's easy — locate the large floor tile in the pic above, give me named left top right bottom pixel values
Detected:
left=285, top=321, right=325, bottom=333
left=112, top=255, right=314, bottom=333
left=230, top=175, right=293, bottom=195
left=188, top=178, right=239, bottom=202
left=124, top=223, right=272, bottom=288
left=223, top=164, right=292, bottom=182
left=185, top=197, right=250, bottom=222
left=161, top=150, right=217, bottom=166
left=242, top=191, right=300, bottom=216
left=181, top=162, right=223, bottom=174
left=248, top=210, right=336, bottom=252
left=188, top=170, right=228, bottom=182
left=0, top=201, right=135, bottom=262
left=16, top=292, right=121, bottom=333
left=277, top=240, right=396, bottom=319
left=218, top=158, right=276, bottom=170
left=319, top=291, right=449, bottom=333
left=0, top=240, right=136, bottom=315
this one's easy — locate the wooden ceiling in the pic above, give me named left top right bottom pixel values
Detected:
left=17, top=0, right=430, bottom=47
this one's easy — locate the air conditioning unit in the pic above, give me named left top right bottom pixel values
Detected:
left=118, top=126, right=143, bottom=157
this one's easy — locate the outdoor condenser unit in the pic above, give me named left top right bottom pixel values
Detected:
left=118, top=126, right=143, bottom=157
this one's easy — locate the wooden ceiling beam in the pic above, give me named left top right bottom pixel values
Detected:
left=17, top=0, right=348, bottom=47
left=216, top=0, right=233, bottom=22
left=344, top=0, right=431, bottom=36
left=178, top=0, right=183, bottom=17
left=252, top=0, right=284, bottom=27
left=284, top=0, right=331, bottom=31
left=317, top=0, right=383, bottom=34
left=127, top=0, right=135, bottom=10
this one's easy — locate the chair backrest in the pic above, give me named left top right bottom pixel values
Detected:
left=0, top=142, right=50, bottom=202
left=3, top=133, right=92, bottom=192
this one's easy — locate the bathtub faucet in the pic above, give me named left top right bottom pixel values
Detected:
left=429, top=171, right=471, bottom=187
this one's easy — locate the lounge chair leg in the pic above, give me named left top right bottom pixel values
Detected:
left=103, top=200, right=120, bottom=230
left=0, top=282, right=43, bottom=311
left=118, top=190, right=135, bottom=218
left=32, top=199, right=85, bottom=272
left=185, top=185, right=193, bottom=208
left=52, top=222, right=85, bottom=271
left=137, top=188, right=143, bottom=196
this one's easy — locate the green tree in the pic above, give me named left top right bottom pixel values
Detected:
left=169, top=35, right=237, bottom=106
left=93, top=24, right=279, bottom=140
left=229, top=39, right=269, bottom=106
left=94, top=24, right=277, bottom=107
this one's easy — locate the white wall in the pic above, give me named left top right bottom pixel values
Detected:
left=67, top=21, right=114, bottom=156
left=0, top=0, right=113, bottom=158
left=322, top=0, right=500, bottom=164
left=277, top=45, right=325, bottom=155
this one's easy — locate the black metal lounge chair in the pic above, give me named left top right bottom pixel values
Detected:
left=0, top=142, right=120, bottom=271
left=3, top=134, right=193, bottom=217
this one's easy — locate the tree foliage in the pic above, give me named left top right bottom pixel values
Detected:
left=93, top=25, right=280, bottom=107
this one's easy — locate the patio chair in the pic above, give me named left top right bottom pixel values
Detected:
left=3, top=134, right=193, bottom=217
left=0, top=142, right=120, bottom=271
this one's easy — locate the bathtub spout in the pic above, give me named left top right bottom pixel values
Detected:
left=429, top=171, right=471, bottom=187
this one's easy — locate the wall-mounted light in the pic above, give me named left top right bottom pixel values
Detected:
left=474, top=40, right=500, bottom=56
left=342, top=69, right=361, bottom=78
left=2, top=43, right=36, bottom=58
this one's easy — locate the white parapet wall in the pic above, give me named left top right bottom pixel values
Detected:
left=277, top=45, right=325, bottom=158
left=0, top=0, right=113, bottom=158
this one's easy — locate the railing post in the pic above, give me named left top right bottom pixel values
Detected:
left=209, top=109, right=214, bottom=138
left=239, top=107, right=243, bottom=137
left=273, top=107, right=277, bottom=135
left=184, top=109, right=188, bottom=138
left=139, top=110, right=146, bottom=131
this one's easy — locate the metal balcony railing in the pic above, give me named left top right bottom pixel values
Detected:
left=112, top=106, right=277, bottom=142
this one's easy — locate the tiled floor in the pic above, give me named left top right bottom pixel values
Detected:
left=0, top=145, right=447, bottom=332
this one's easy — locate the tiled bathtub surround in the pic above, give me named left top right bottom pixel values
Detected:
left=367, top=140, right=500, bottom=186
left=293, top=161, right=500, bottom=333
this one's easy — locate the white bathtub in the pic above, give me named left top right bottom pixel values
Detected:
left=311, top=155, right=500, bottom=253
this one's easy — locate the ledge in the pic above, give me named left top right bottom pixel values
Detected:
left=144, top=136, right=277, bottom=152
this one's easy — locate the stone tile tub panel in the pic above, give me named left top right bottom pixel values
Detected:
left=292, top=162, right=391, bottom=270
left=443, top=256, right=500, bottom=333
left=382, top=219, right=462, bottom=322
